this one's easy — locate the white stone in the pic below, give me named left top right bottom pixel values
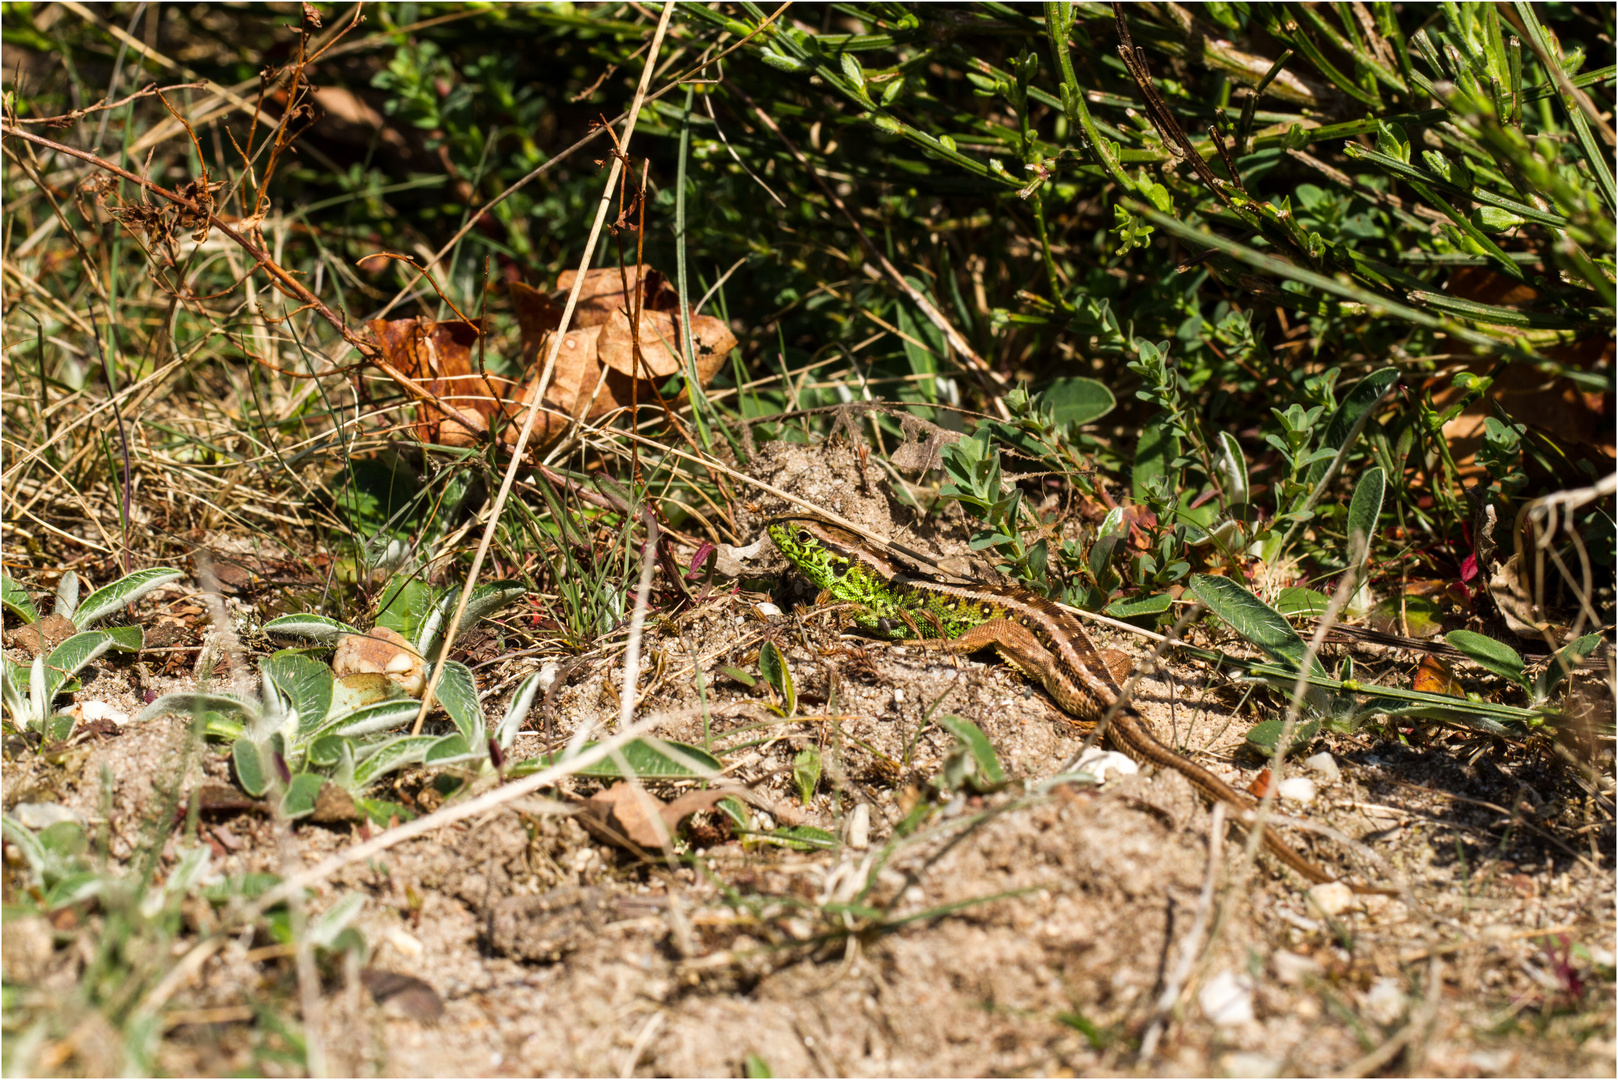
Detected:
left=1277, top=776, right=1317, bottom=805
left=1302, top=751, right=1341, bottom=782
left=537, top=662, right=560, bottom=692
left=1361, top=976, right=1406, bottom=1026
left=1270, top=949, right=1322, bottom=985
left=1074, top=747, right=1138, bottom=781
left=1221, top=1052, right=1280, bottom=1078
left=9, top=802, right=82, bottom=830
left=1307, top=881, right=1356, bottom=917
left=384, top=926, right=424, bottom=958
left=78, top=700, right=130, bottom=727
left=754, top=602, right=782, bottom=618
left=1198, top=969, right=1255, bottom=1027
left=844, top=803, right=871, bottom=850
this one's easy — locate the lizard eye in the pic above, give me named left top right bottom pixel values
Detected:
left=795, top=529, right=812, bottom=545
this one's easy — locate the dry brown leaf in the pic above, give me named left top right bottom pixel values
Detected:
left=557, top=265, right=678, bottom=326
left=368, top=316, right=518, bottom=448
left=1412, top=654, right=1463, bottom=697
left=579, top=781, right=737, bottom=854
left=375, top=264, right=736, bottom=456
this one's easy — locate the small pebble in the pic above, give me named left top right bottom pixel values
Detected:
left=1277, top=776, right=1318, bottom=805
left=9, top=802, right=83, bottom=830
left=1221, top=1052, right=1280, bottom=1078
left=754, top=601, right=781, bottom=618
left=1307, top=881, right=1356, bottom=917
left=78, top=700, right=130, bottom=727
left=1303, top=751, right=1341, bottom=783
left=384, top=926, right=425, bottom=958
left=1198, top=969, right=1255, bottom=1027
left=1074, top=747, right=1137, bottom=781
left=1270, top=950, right=1322, bottom=985
left=1361, top=976, right=1407, bottom=1025
left=843, top=803, right=871, bottom=850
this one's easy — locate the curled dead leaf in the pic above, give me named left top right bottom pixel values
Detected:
left=375, top=264, right=736, bottom=456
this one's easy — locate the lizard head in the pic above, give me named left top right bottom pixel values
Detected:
left=765, top=514, right=904, bottom=605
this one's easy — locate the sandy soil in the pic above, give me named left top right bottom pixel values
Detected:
left=3, top=438, right=1613, bottom=1077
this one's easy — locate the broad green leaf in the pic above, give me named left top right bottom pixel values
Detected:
left=307, top=734, right=347, bottom=768
left=1244, top=718, right=1322, bottom=756
left=521, top=739, right=724, bottom=780
left=263, top=614, right=363, bottom=642
left=43, top=628, right=142, bottom=701
left=261, top=653, right=335, bottom=737
left=375, top=577, right=434, bottom=644
left=1188, top=574, right=1327, bottom=679
left=1, top=657, right=31, bottom=726
left=433, top=660, right=484, bottom=744
left=307, top=892, right=366, bottom=949
left=417, top=581, right=525, bottom=661
left=1, top=818, right=47, bottom=884
left=1041, top=377, right=1115, bottom=427
left=45, top=871, right=108, bottom=910
left=753, top=825, right=839, bottom=851
left=793, top=747, right=822, bottom=805
left=423, top=733, right=473, bottom=765
left=495, top=671, right=544, bottom=750
left=72, top=568, right=182, bottom=629
left=321, top=699, right=422, bottom=739
left=1103, top=592, right=1174, bottom=619
left=759, top=641, right=795, bottom=716
left=352, top=797, right=415, bottom=826
left=1348, top=695, right=1516, bottom=735
left=1534, top=633, right=1602, bottom=703
left=352, top=735, right=436, bottom=786
left=1275, top=587, right=1331, bottom=618
left=138, top=691, right=261, bottom=726
left=53, top=573, right=78, bottom=621
left=1, top=574, right=39, bottom=623
left=337, top=456, right=423, bottom=543
left=233, top=738, right=272, bottom=798
left=201, top=872, right=286, bottom=906
left=329, top=673, right=408, bottom=718
left=279, top=773, right=326, bottom=819
left=1305, top=369, right=1400, bottom=489
left=1215, top=431, right=1250, bottom=507
left=1345, top=466, right=1385, bottom=568
left=936, top=714, right=1006, bottom=786
left=1445, top=630, right=1526, bottom=682
left=1132, top=421, right=1179, bottom=503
